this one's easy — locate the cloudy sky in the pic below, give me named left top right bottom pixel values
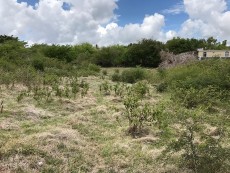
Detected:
left=0, top=0, right=230, bottom=45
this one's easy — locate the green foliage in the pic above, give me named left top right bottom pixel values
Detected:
left=124, top=39, right=163, bottom=67
left=0, top=35, right=19, bottom=43
left=102, top=69, right=107, bottom=76
left=17, top=91, right=27, bottom=102
left=76, top=64, right=101, bottom=77
left=166, top=37, right=204, bottom=54
left=99, top=81, right=112, bottom=95
left=123, top=92, right=141, bottom=135
left=161, top=59, right=230, bottom=91
left=123, top=91, right=165, bottom=137
left=111, top=69, right=121, bottom=82
left=120, top=67, right=147, bottom=83
left=94, top=45, right=126, bottom=67
left=171, top=86, right=223, bottom=110
left=131, top=81, right=150, bottom=98
left=32, top=57, right=45, bottom=71
left=70, top=43, right=96, bottom=65
left=113, top=83, right=125, bottom=97
left=79, top=80, right=89, bottom=98
left=162, top=112, right=229, bottom=173
left=70, top=78, right=80, bottom=98
left=43, top=44, right=73, bottom=62
left=166, top=37, right=229, bottom=54
left=86, top=63, right=101, bottom=73
left=156, top=82, right=168, bottom=93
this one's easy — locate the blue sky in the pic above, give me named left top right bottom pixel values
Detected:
left=1, top=0, right=230, bottom=45
left=115, top=0, right=187, bottom=30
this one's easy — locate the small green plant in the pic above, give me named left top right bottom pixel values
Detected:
left=123, top=91, right=159, bottom=137
left=17, top=91, right=27, bottom=102
left=87, top=63, right=101, bottom=73
left=161, top=110, right=229, bottom=173
left=0, top=100, right=3, bottom=113
left=114, top=69, right=119, bottom=74
left=132, top=81, right=150, bottom=98
left=53, top=84, right=63, bottom=97
left=111, top=73, right=120, bottom=82
left=71, top=84, right=79, bottom=98
left=99, top=81, right=112, bottom=95
left=156, top=82, right=168, bottom=92
left=64, top=86, right=70, bottom=98
left=69, top=77, right=79, bottom=98
left=102, top=69, right=107, bottom=76
left=80, top=81, right=89, bottom=98
left=111, top=69, right=121, bottom=82
left=113, top=83, right=125, bottom=97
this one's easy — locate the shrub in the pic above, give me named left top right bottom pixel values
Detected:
left=99, top=81, right=112, bottom=95
left=111, top=72, right=121, bottom=82
left=121, top=67, right=147, bottom=83
left=171, top=86, right=223, bottom=109
left=32, top=58, right=44, bottom=71
left=87, top=63, right=101, bottom=73
left=164, top=60, right=230, bottom=91
left=102, top=69, right=107, bottom=76
left=132, top=81, right=150, bottom=98
left=156, top=82, right=168, bottom=92
left=162, top=114, right=229, bottom=173
left=113, top=83, right=125, bottom=97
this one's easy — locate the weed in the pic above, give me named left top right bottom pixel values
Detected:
left=160, top=109, right=230, bottom=173
left=132, top=81, right=150, bottom=98
left=0, top=100, right=3, bottom=113
left=80, top=81, right=89, bottom=98
left=99, top=81, right=112, bottom=95
left=17, top=91, right=27, bottom=102
left=102, top=69, right=107, bottom=76
left=113, top=83, right=125, bottom=97
left=123, top=91, right=158, bottom=137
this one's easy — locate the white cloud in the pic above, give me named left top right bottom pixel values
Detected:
left=0, top=0, right=118, bottom=45
left=179, top=0, right=230, bottom=42
left=1, top=0, right=230, bottom=45
left=97, top=13, right=176, bottom=45
left=162, top=2, right=185, bottom=15
left=0, top=0, right=175, bottom=45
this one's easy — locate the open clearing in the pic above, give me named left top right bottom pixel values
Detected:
left=0, top=67, right=229, bottom=173
left=0, top=73, right=172, bottom=173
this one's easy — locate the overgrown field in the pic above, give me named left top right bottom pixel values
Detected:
left=0, top=60, right=230, bottom=173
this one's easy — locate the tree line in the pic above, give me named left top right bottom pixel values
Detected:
left=0, top=35, right=229, bottom=68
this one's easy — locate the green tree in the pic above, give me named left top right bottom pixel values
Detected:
left=43, top=44, right=73, bottom=62
left=166, top=37, right=205, bottom=54
left=94, top=45, right=126, bottom=67
left=124, top=39, right=163, bottom=67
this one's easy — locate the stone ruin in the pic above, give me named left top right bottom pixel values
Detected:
left=159, top=51, right=198, bottom=68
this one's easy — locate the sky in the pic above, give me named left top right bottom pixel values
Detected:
left=0, top=0, right=230, bottom=46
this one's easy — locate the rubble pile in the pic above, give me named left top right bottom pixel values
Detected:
left=159, top=51, right=198, bottom=68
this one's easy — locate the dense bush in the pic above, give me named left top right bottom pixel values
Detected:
left=120, top=67, right=147, bottom=83
left=171, top=86, right=223, bottom=109
left=32, top=57, right=45, bottom=71
left=166, top=37, right=229, bottom=54
left=161, top=108, right=230, bottom=173
left=123, top=39, right=163, bottom=67
left=164, top=60, right=230, bottom=90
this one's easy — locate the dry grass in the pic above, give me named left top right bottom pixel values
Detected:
left=0, top=74, right=229, bottom=173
